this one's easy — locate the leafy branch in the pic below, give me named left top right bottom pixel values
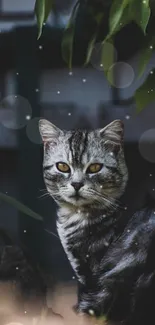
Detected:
left=0, top=192, right=43, bottom=221
left=0, top=193, right=59, bottom=238
left=34, top=0, right=155, bottom=113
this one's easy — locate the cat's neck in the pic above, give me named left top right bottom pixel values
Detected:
left=57, top=201, right=118, bottom=223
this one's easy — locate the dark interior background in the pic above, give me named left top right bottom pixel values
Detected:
left=0, top=0, right=155, bottom=285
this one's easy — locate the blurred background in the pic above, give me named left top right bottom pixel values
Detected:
left=0, top=0, right=155, bottom=287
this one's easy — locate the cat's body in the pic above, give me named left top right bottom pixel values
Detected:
left=57, top=203, right=155, bottom=324
left=39, top=119, right=155, bottom=324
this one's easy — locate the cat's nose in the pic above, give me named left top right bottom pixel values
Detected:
left=71, top=182, right=84, bottom=191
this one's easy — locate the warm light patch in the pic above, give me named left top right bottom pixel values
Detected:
left=4, top=323, right=23, bottom=325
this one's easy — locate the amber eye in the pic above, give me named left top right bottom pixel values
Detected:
left=56, top=162, right=70, bottom=173
left=86, top=163, right=103, bottom=174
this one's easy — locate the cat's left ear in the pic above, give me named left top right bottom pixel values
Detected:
left=99, top=120, right=124, bottom=144
left=39, top=119, right=63, bottom=144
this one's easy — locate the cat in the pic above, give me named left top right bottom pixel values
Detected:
left=39, top=118, right=155, bottom=325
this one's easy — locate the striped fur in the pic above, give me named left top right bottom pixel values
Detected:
left=39, top=119, right=155, bottom=324
left=39, top=119, right=133, bottom=319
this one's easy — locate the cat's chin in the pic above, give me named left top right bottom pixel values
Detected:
left=56, top=195, right=91, bottom=208
left=67, top=197, right=88, bottom=207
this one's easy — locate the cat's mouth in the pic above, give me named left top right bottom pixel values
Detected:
left=69, top=193, right=83, bottom=201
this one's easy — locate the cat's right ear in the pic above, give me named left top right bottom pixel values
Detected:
left=99, top=120, right=124, bottom=144
left=39, top=119, right=62, bottom=144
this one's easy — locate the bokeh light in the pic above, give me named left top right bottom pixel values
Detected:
left=0, top=95, right=32, bottom=129
left=26, top=117, right=42, bottom=144
left=90, top=42, right=117, bottom=71
left=107, top=62, right=135, bottom=88
left=139, top=129, right=155, bottom=163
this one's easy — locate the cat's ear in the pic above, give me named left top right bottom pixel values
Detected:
left=99, top=120, right=124, bottom=144
left=39, top=119, right=62, bottom=144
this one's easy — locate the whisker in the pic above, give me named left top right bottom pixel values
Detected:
left=38, top=192, right=50, bottom=199
left=44, top=228, right=59, bottom=239
left=102, top=195, right=120, bottom=209
left=88, top=189, right=119, bottom=210
left=102, top=193, right=124, bottom=210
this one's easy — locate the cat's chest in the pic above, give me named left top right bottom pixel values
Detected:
left=56, top=212, right=89, bottom=283
left=56, top=210, right=113, bottom=273
left=56, top=212, right=87, bottom=254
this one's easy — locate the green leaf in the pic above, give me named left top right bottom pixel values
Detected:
left=135, top=70, right=155, bottom=113
left=35, top=0, right=53, bottom=39
left=85, top=38, right=115, bottom=71
left=131, top=0, right=150, bottom=34
left=138, top=48, right=152, bottom=79
left=61, top=1, right=79, bottom=69
left=44, top=0, right=53, bottom=21
left=103, top=0, right=131, bottom=43
left=0, top=193, right=43, bottom=221
left=108, top=0, right=150, bottom=40
left=101, top=39, right=115, bottom=74
left=85, top=13, right=104, bottom=66
left=85, top=33, right=98, bottom=66
left=138, top=44, right=154, bottom=78
left=109, top=0, right=130, bottom=36
left=61, top=25, right=74, bottom=69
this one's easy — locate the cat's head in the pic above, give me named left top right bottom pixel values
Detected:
left=39, top=119, right=128, bottom=210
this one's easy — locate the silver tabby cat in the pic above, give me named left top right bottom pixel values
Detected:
left=39, top=119, right=128, bottom=315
